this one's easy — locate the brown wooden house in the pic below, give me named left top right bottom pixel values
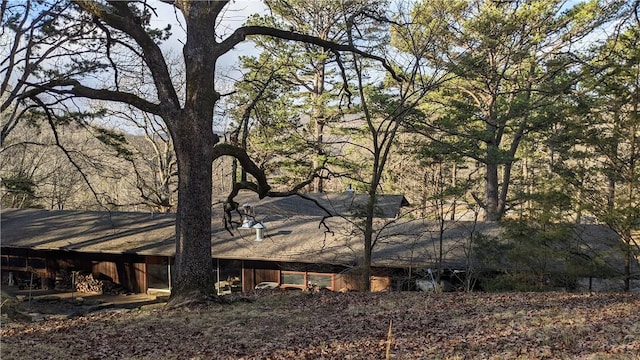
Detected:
left=1, top=192, right=636, bottom=294
left=1, top=193, right=412, bottom=293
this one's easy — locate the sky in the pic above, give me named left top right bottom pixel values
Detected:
left=0, top=1, right=272, bottom=136
left=91, top=1, right=270, bottom=134
left=151, top=0, right=267, bottom=86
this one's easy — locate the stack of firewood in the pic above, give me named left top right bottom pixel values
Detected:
left=104, top=280, right=127, bottom=295
left=74, top=273, right=104, bottom=293
left=75, top=273, right=127, bottom=294
left=54, top=270, right=127, bottom=294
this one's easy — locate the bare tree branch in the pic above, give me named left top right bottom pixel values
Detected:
left=74, top=0, right=181, bottom=113
left=22, top=79, right=162, bottom=115
left=29, top=96, right=106, bottom=210
left=218, top=25, right=403, bottom=82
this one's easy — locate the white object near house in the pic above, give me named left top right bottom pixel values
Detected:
left=237, top=203, right=266, bottom=241
left=416, top=279, right=437, bottom=292
left=255, top=281, right=279, bottom=290
left=253, top=223, right=265, bottom=241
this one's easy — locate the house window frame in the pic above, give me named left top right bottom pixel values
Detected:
left=146, top=257, right=172, bottom=291
left=280, top=271, right=335, bottom=290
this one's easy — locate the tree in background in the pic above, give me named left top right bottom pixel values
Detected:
left=1, top=0, right=95, bottom=146
left=554, top=19, right=640, bottom=291
left=226, top=50, right=307, bottom=189
left=407, top=0, right=627, bottom=221
left=0, top=117, right=135, bottom=210
left=340, top=1, right=452, bottom=290
left=107, top=106, right=178, bottom=213
left=92, top=51, right=187, bottom=213
left=0, top=123, right=48, bottom=208
left=235, top=0, right=389, bottom=193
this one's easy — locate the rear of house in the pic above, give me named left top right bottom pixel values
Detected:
left=2, top=194, right=637, bottom=295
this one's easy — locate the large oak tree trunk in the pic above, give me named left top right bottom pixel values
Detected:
left=171, top=118, right=216, bottom=299
left=168, top=1, right=219, bottom=302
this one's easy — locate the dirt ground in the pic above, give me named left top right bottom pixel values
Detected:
left=1, top=291, right=639, bottom=359
left=1, top=286, right=165, bottom=321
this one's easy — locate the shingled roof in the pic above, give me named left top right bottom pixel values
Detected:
left=1, top=192, right=635, bottom=275
left=0, top=208, right=488, bottom=268
left=0, top=193, right=410, bottom=266
left=0, top=208, right=176, bottom=256
left=217, top=192, right=409, bottom=219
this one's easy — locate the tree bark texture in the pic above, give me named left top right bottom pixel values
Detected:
left=167, top=1, right=219, bottom=300
left=362, top=192, right=375, bottom=292
left=170, top=115, right=216, bottom=298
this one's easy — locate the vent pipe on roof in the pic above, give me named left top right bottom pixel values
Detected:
left=253, top=223, right=265, bottom=241
left=237, top=203, right=265, bottom=241
left=240, top=203, right=255, bottom=228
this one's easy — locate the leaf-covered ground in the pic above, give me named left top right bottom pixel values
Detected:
left=1, top=291, right=639, bottom=359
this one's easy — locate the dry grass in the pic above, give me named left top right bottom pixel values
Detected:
left=1, top=291, right=639, bottom=359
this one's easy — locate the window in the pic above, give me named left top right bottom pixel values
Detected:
left=281, top=272, right=305, bottom=287
left=308, top=274, right=332, bottom=289
left=281, top=271, right=334, bottom=290
left=147, top=262, right=171, bottom=289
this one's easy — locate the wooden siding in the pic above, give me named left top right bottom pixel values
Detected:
left=242, top=266, right=254, bottom=292
left=1, top=248, right=148, bottom=293
left=331, top=274, right=391, bottom=292
left=133, top=263, right=147, bottom=293
left=334, top=274, right=349, bottom=291
left=241, top=265, right=280, bottom=291
left=92, top=261, right=117, bottom=281
left=255, top=268, right=280, bottom=284
left=92, top=261, right=147, bottom=293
